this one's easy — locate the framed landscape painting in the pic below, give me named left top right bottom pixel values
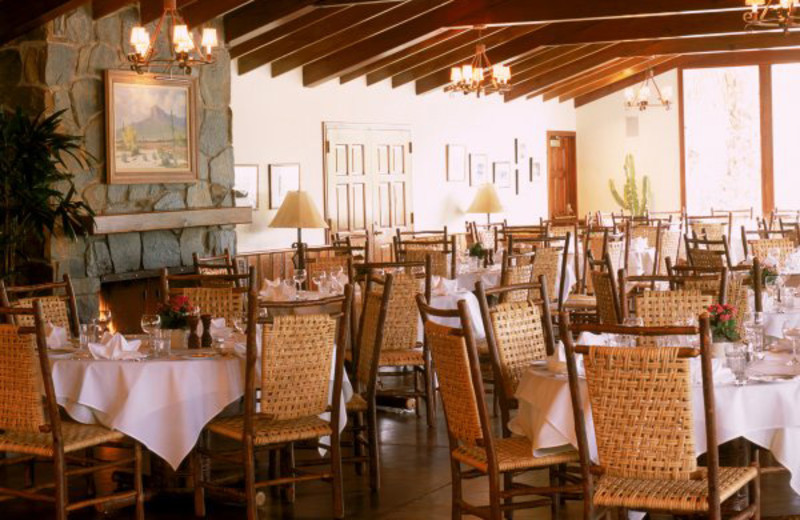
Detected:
left=105, top=70, right=198, bottom=184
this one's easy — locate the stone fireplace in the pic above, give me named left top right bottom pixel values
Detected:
left=0, top=4, right=240, bottom=324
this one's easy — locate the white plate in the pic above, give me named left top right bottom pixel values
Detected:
left=749, top=373, right=800, bottom=383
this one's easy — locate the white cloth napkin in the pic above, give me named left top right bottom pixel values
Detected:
left=631, top=237, right=649, bottom=253
left=546, top=341, right=585, bottom=376
left=46, top=323, right=70, bottom=349
left=259, top=279, right=296, bottom=301
left=431, top=276, right=459, bottom=296
left=208, top=317, right=231, bottom=340
left=690, top=358, right=735, bottom=386
left=89, top=332, right=144, bottom=361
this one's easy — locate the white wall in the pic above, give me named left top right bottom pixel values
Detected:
left=231, top=65, right=576, bottom=253
left=575, top=70, right=681, bottom=214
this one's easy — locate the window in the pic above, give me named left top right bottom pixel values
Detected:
left=772, top=63, right=800, bottom=210
left=682, top=66, right=762, bottom=214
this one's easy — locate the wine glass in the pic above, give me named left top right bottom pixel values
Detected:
left=232, top=312, right=247, bottom=335
left=293, top=269, right=307, bottom=296
left=311, top=271, right=326, bottom=294
left=782, top=321, right=800, bottom=366
left=141, top=314, right=161, bottom=346
left=744, top=312, right=765, bottom=360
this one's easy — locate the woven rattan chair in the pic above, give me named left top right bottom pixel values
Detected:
left=685, top=235, right=734, bottom=270
left=560, top=313, right=760, bottom=519
left=352, top=259, right=436, bottom=426
left=476, top=278, right=555, bottom=437
left=591, top=268, right=622, bottom=325
left=637, top=289, right=713, bottom=327
left=161, top=268, right=254, bottom=324
left=666, top=260, right=731, bottom=302
left=345, top=273, right=395, bottom=492
left=417, top=295, right=579, bottom=520
left=193, top=286, right=353, bottom=520
left=193, top=248, right=237, bottom=282
left=0, top=274, right=80, bottom=338
left=0, top=302, right=145, bottom=520
left=396, top=235, right=456, bottom=279
left=745, top=237, right=795, bottom=267
left=499, top=250, right=534, bottom=303
left=305, top=246, right=354, bottom=290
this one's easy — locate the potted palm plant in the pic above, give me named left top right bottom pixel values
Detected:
left=0, top=108, right=95, bottom=282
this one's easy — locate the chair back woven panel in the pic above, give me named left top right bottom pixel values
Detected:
left=307, top=255, right=350, bottom=289
left=0, top=325, right=45, bottom=432
left=478, top=229, right=494, bottom=250
left=502, top=264, right=534, bottom=302
left=591, top=271, right=617, bottom=325
left=748, top=238, right=794, bottom=266
left=425, top=321, right=482, bottom=446
left=727, top=274, right=750, bottom=339
left=585, top=234, right=606, bottom=294
left=357, top=290, right=382, bottom=386
left=14, top=296, right=70, bottom=331
left=631, top=226, right=659, bottom=248
left=691, top=222, right=727, bottom=243
left=606, top=241, right=625, bottom=273
left=533, top=247, right=561, bottom=301
left=196, top=266, right=237, bottom=287
left=681, top=275, right=723, bottom=301
left=490, top=302, right=547, bottom=399
left=659, top=231, right=682, bottom=274
left=549, top=226, right=572, bottom=237
left=637, top=290, right=712, bottom=327
left=688, top=248, right=725, bottom=269
left=405, top=248, right=448, bottom=279
left=584, top=346, right=696, bottom=480
left=382, top=273, right=420, bottom=351
left=261, top=314, right=337, bottom=420
left=180, top=288, right=243, bottom=323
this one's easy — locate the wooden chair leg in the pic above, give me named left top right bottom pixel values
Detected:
left=488, top=472, right=502, bottom=520
left=331, top=433, right=345, bottom=519
left=413, top=367, right=422, bottom=418
left=134, top=443, right=145, bottom=520
left=192, top=441, right=206, bottom=517
left=503, top=472, right=513, bottom=520
left=281, top=443, right=295, bottom=503
left=268, top=449, right=280, bottom=498
left=451, top=458, right=463, bottom=520
left=549, top=466, right=561, bottom=518
left=423, top=359, right=436, bottom=428
left=367, top=405, right=381, bottom=492
left=352, top=411, right=365, bottom=476
left=53, top=450, right=68, bottom=520
left=84, top=448, right=95, bottom=497
left=244, top=442, right=257, bottom=520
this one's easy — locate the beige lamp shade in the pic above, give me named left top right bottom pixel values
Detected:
left=467, top=183, right=504, bottom=214
left=269, top=190, right=328, bottom=229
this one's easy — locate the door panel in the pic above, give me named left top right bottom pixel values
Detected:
left=324, top=123, right=413, bottom=261
left=548, top=132, right=577, bottom=218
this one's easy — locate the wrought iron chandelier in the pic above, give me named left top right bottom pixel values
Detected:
left=624, top=69, right=673, bottom=111
left=445, top=28, right=511, bottom=97
left=128, top=0, right=218, bottom=74
left=744, top=0, right=800, bottom=32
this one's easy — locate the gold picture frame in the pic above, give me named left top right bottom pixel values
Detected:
left=105, top=70, right=198, bottom=184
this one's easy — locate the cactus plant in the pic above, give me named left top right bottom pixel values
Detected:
left=609, top=154, right=651, bottom=217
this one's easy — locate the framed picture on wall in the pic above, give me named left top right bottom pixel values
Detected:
left=493, top=162, right=512, bottom=189
left=530, top=158, right=542, bottom=181
left=105, top=70, right=198, bottom=184
left=446, top=144, right=467, bottom=182
left=470, top=153, right=488, bottom=186
left=269, top=163, right=301, bottom=209
left=514, top=138, right=528, bottom=166
left=233, top=164, right=259, bottom=210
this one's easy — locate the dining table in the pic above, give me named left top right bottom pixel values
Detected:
left=510, top=348, right=800, bottom=497
left=50, top=331, right=352, bottom=471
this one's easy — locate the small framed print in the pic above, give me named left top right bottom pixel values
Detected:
left=233, top=164, right=259, bottom=210
left=446, top=144, right=467, bottom=182
left=493, top=162, right=512, bottom=189
left=530, top=158, right=542, bottom=181
left=268, top=163, right=301, bottom=209
left=514, top=138, right=528, bottom=166
left=470, top=153, right=489, bottom=186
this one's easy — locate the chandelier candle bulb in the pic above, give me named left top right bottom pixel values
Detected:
left=201, top=28, right=218, bottom=57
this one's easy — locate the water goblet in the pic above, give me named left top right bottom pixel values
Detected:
left=744, top=313, right=765, bottom=361
left=724, top=343, right=749, bottom=386
left=76, top=324, right=93, bottom=359
left=782, top=321, right=800, bottom=366
left=293, top=269, right=307, bottom=295
left=232, top=312, right=247, bottom=335
left=140, top=313, right=162, bottom=347
left=312, top=271, right=326, bottom=294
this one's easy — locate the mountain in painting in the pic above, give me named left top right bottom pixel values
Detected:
left=119, top=106, right=187, bottom=142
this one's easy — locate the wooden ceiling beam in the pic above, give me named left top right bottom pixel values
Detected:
left=224, top=0, right=318, bottom=42
left=453, top=0, right=745, bottom=26
left=510, top=44, right=607, bottom=79
left=559, top=55, right=679, bottom=102
left=138, top=0, right=198, bottom=24
left=620, top=32, right=800, bottom=58
left=540, top=57, right=650, bottom=101
left=339, top=28, right=468, bottom=83
left=273, top=0, right=447, bottom=78
left=301, top=0, right=504, bottom=86
left=230, top=6, right=347, bottom=59
left=678, top=46, right=800, bottom=67
left=364, top=28, right=487, bottom=85
left=237, top=4, right=388, bottom=74
left=416, top=10, right=753, bottom=96
left=315, top=0, right=405, bottom=5
left=507, top=45, right=582, bottom=74
left=0, top=0, right=86, bottom=45
left=399, top=25, right=540, bottom=91
left=573, top=58, right=686, bottom=108
left=183, top=0, right=254, bottom=27
left=92, top=0, right=137, bottom=19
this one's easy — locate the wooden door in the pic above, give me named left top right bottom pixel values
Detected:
left=547, top=131, right=577, bottom=218
left=324, top=123, right=413, bottom=261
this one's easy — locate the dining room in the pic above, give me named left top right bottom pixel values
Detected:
left=1, top=1, right=800, bottom=519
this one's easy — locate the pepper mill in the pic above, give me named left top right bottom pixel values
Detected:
left=187, top=315, right=200, bottom=349
left=201, top=314, right=212, bottom=348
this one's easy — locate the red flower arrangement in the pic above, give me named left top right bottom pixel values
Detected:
left=707, top=303, right=740, bottom=342
left=158, top=295, right=198, bottom=329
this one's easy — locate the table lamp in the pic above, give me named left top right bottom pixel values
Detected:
left=269, top=190, right=328, bottom=270
left=467, top=183, right=504, bottom=225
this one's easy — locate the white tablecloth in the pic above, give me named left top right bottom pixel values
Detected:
left=52, top=349, right=352, bottom=470
left=761, top=310, right=800, bottom=338
left=456, top=263, right=577, bottom=302
left=510, top=353, right=800, bottom=496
